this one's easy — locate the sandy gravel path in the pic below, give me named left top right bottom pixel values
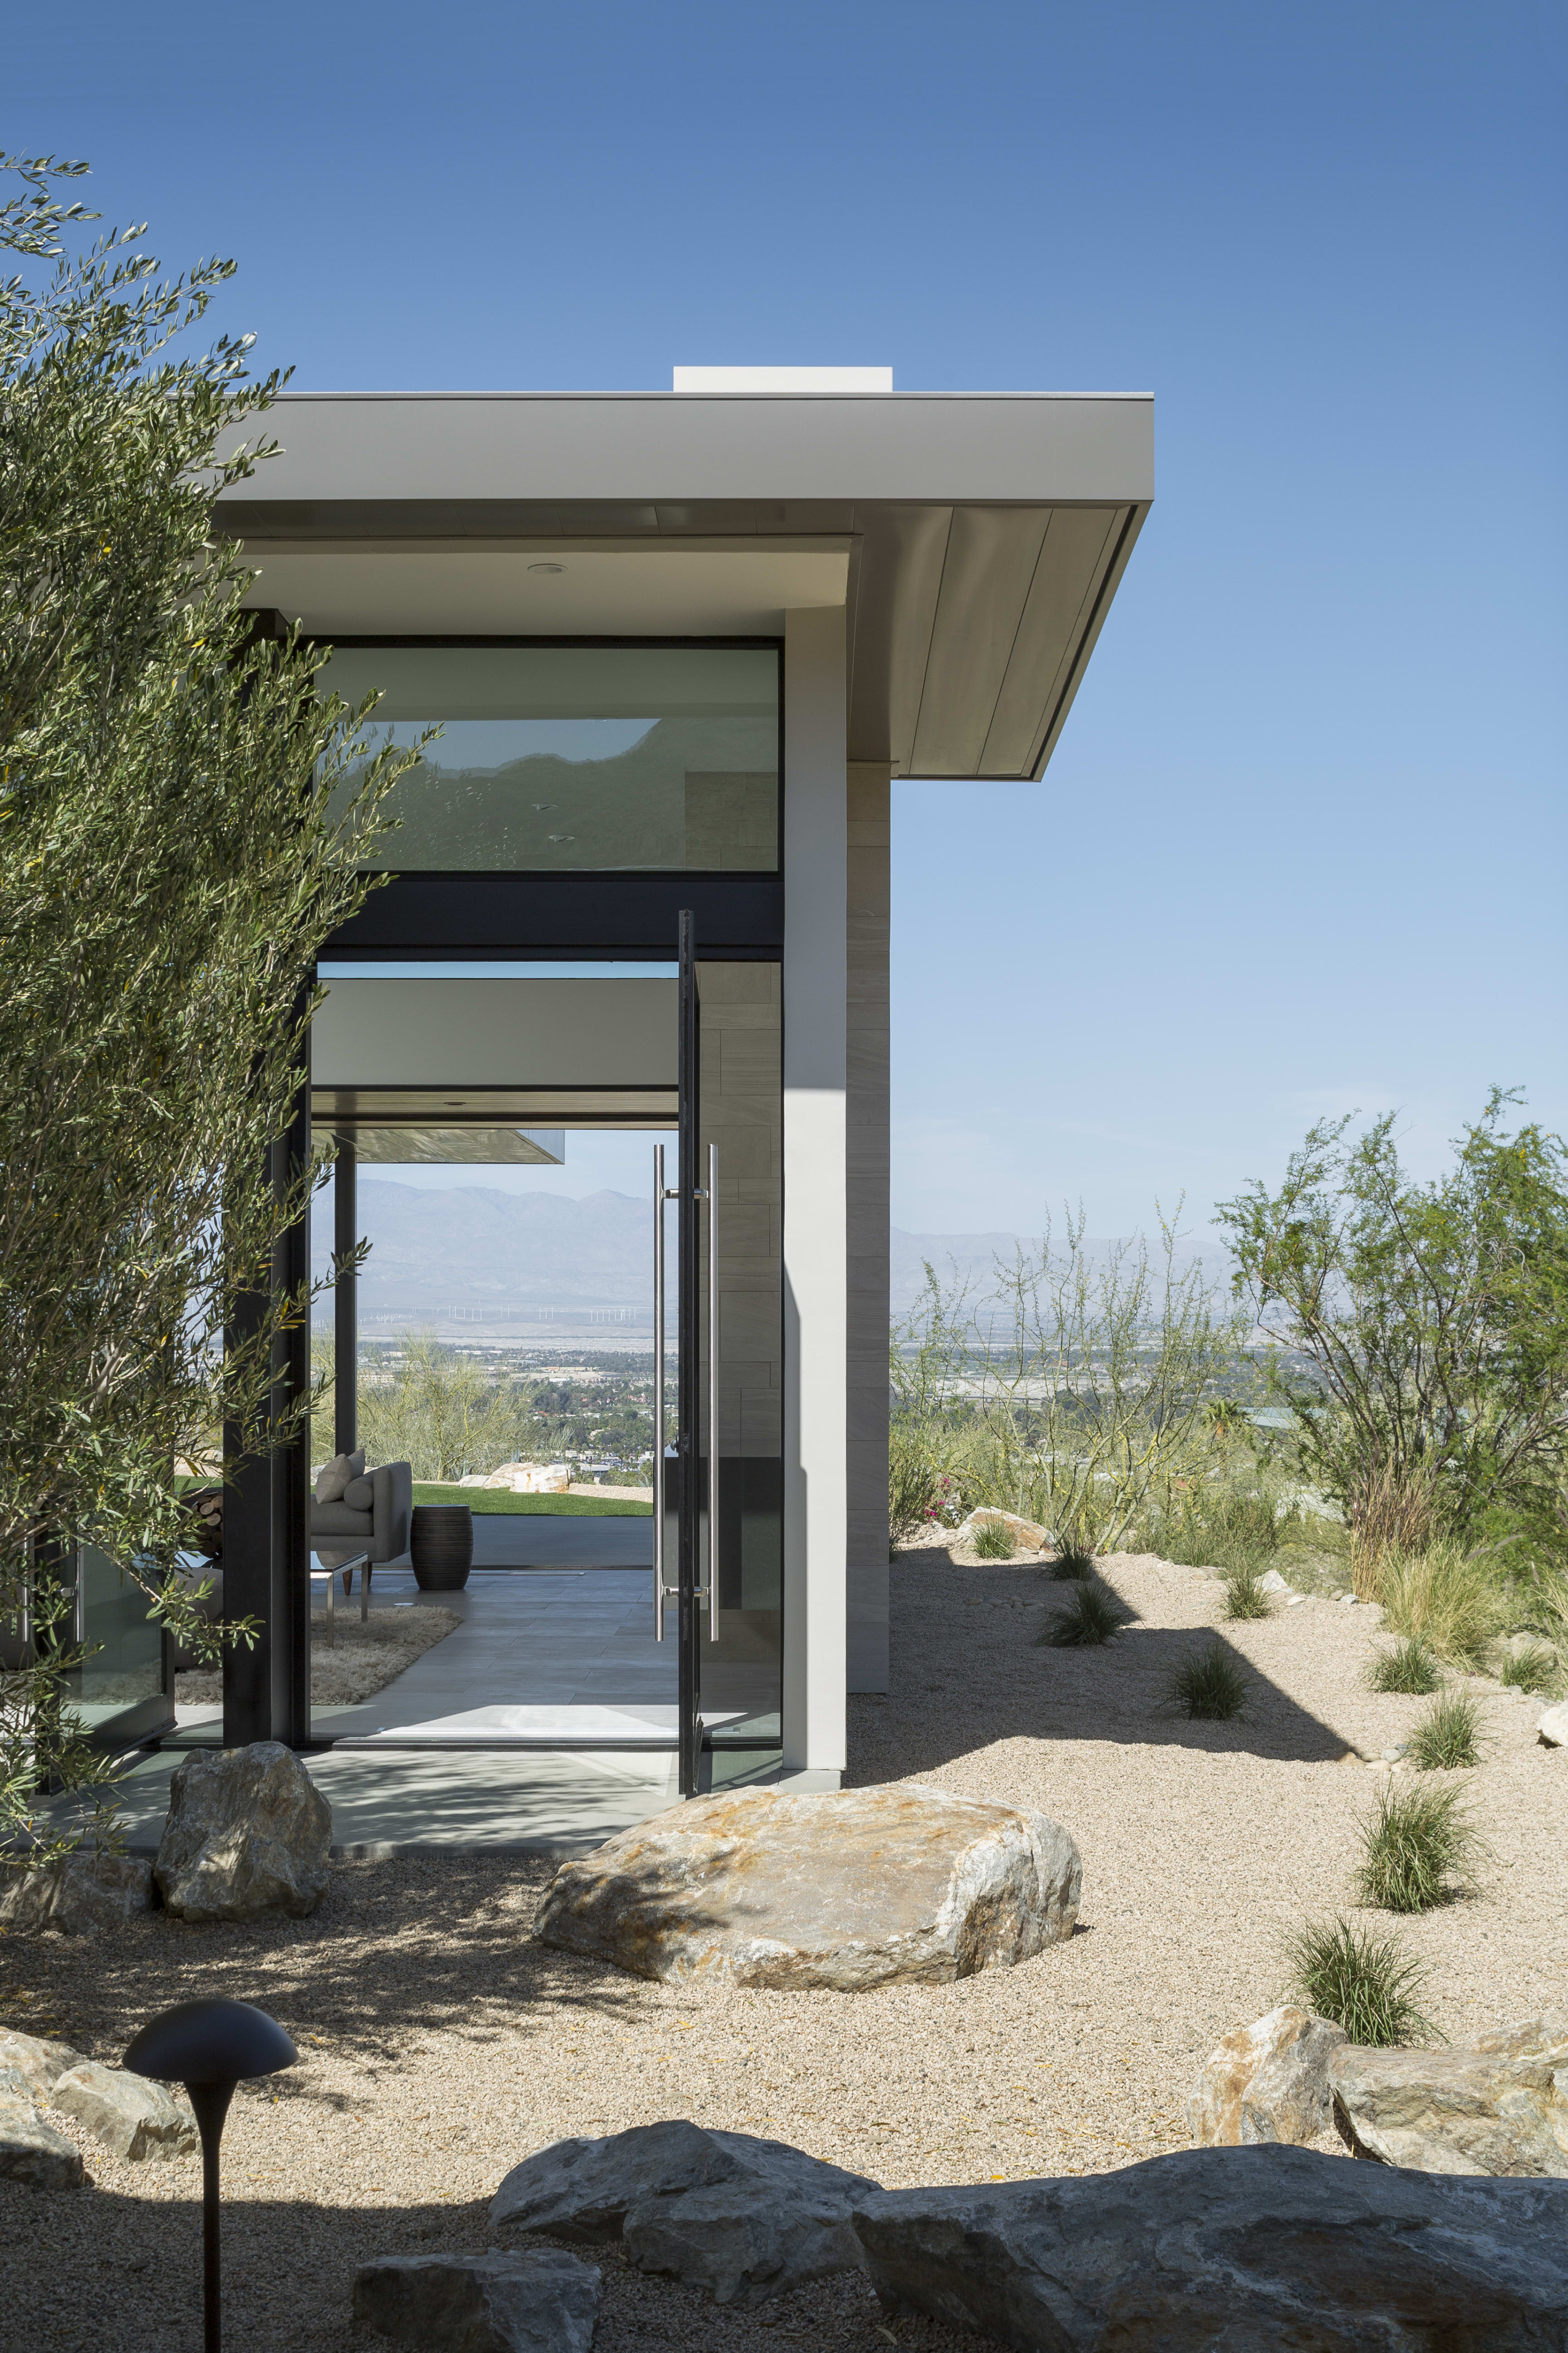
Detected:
left=2, top=1542, right=1562, bottom=2351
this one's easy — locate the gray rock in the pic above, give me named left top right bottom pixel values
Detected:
left=51, top=2061, right=199, bottom=2163
left=0, top=2073, right=84, bottom=2190
left=492, top=2121, right=879, bottom=2307
left=0, top=2030, right=84, bottom=2104
left=1186, top=2004, right=1348, bottom=2146
left=535, top=1784, right=1081, bottom=1991
left=1499, top=1631, right=1558, bottom=1670
left=1258, top=1569, right=1293, bottom=1594
left=352, top=2250, right=600, bottom=2353
left=852, top=2143, right=1568, bottom=2350
left=156, top=1741, right=331, bottom=1920
left=1331, top=2017, right=1568, bottom=2176
left=1538, top=1703, right=1568, bottom=1747
left=0, top=1855, right=155, bottom=1935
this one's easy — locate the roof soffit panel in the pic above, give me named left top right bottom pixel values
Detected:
left=908, top=506, right=1054, bottom=779
left=980, top=506, right=1123, bottom=776
left=844, top=504, right=953, bottom=772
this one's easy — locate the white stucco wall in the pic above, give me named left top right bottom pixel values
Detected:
left=781, top=606, right=848, bottom=1774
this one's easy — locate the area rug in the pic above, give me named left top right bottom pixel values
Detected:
left=175, top=1605, right=460, bottom=1709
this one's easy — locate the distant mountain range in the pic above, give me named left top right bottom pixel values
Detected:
left=312, top=1181, right=1230, bottom=1324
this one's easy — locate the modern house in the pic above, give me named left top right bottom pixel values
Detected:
left=204, top=366, right=1152, bottom=1798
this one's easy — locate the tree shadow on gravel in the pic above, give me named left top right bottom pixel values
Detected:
left=0, top=1854, right=659, bottom=2072
left=853, top=1552, right=1357, bottom=1783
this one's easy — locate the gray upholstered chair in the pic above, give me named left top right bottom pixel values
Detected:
left=310, top=1459, right=413, bottom=1582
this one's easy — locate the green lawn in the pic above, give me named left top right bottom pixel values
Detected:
left=412, top=1483, right=651, bottom=1518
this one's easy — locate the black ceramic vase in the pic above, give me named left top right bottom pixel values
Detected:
left=410, top=1505, right=474, bottom=1590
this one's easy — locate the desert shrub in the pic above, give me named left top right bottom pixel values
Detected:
left=1161, top=1482, right=1292, bottom=1572
left=973, top=1517, right=1016, bottom=1560
left=1040, top=1583, right=1125, bottom=1647
left=1285, top=1917, right=1435, bottom=2046
left=1167, top=1638, right=1249, bottom=1720
left=889, top=1211, right=1247, bottom=1556
left=1406, top=1692, right=1481, bottom=1771
left=1218, top=1095, right=1568, bottom=1568
left=1367, top=1639, right=1443, bottom=1695
left=1356, top=1779, right=1481, bottom=1911
left=1049, top=1544, right=1096, bottom=1581
left=1222, top=1562, right=1273, bottom=1620
left=1377, top=1543, right=1503, bottom=1669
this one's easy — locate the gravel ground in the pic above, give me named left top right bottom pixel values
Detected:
left=2, top=1542, right=1563, bottom=2352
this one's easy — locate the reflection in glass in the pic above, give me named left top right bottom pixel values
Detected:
left=64, top=1543, right=166, bottom=1732
left=320, top=645, right=779, bottom=873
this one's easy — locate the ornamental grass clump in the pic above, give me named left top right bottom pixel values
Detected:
left=1367, top=1639, right=1443, bottom=1695
left=972, top=1517, right=1017, bottom=1561
left=1222, top=1561, right=1273, bottom=1620
left=1356, top=1779, right=1482, bottom=1912
left=1499, top=1639, right=1558, bottom=1696
left=1040, top=1582, right=1125, bottom=1647
left=1376, top=1543, right=1502, bottom=1670
left=1050, top=1543, right=1096, bottom=1582
left=1167, top=1638, right=1249, bottom=1720
left=1406, top=1692, right=1482, bottom=1772
left=1284, top=1917, right=1436, bottom=2047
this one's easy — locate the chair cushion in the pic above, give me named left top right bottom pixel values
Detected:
left=311, top=1500, right=373, bottom=1536
left=314, top=1449, right=366, bottom=1503
left=342, top=1474, right=375, bottom=1510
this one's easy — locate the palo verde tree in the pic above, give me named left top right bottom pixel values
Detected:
left=1216, top=1091, right=1568, bottom=1558
left=0, top=156, right=420, bottom=1857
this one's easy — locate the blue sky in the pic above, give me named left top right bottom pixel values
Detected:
left=14, top=0, right=1564, bottom=1236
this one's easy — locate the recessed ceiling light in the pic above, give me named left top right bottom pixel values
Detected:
left=445, top=1100, right=465, bottom=1107
left=528, top=561, right=566, bottom=575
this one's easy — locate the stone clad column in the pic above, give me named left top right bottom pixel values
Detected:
left=846, top=763, right=891, bottom=1692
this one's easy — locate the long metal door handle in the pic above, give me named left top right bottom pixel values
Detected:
left=652, top=1143, right=665, bottom=1641
left=708, top=1141, right=719, bottom=1642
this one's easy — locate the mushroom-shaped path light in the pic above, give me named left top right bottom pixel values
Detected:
left=124, top=1999, right=297, bottom=2353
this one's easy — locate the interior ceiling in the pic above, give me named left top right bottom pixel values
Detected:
left=240, top=544, right=848, bottom=639
left=229, top=498, right=1144, bottom=781
left=343, top=1126, right=565, bottom=1165
left=312, top=1087, right=677, bottom=1130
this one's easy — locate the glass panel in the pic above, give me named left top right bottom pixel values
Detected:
left=64, top=1543, right=166, bottom=1734
left=320, top=646, right=779, bottom=873
left=697, top=961, right=781, bottom=1750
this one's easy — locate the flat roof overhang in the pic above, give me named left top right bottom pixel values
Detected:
left=217, top=390, right=1152, bottom=781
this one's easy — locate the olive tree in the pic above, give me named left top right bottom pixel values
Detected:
left=0, top=156, right=417, bottom=1857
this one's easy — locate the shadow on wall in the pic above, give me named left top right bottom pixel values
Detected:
left=858, top=1551, right=1354, bottom=1777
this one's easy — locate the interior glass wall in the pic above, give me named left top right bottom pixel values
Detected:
left=320, top=644, right=780, bottom=873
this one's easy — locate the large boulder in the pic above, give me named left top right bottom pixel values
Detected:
left=155, top=1742, right=331, bottom=1921
left=0, top=2031, right=84, bottom=2105
left=852, top=2144, right=1568, bottom=2350
left=1186, top=2004, right=1348, bottom=2146
left=1538, top=1703, right=1568, bottom=1747
left=1331, top=2015, right=1568, bottom=2176
left=534, top=1785, right=1081, bottom=1990
left=353, top=2250, right=600, bottom=2353
left=0, top=1855, right=154, bottom=1935
left=0, top=2070, right=83, bottom=2190
left=491, top=2120, right=878, bottom=2308
left=50, top=2061, right=198, bottom=2163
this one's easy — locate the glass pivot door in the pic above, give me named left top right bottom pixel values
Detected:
left=652, top=912, right=713, bottom=1797
left=652, top=914, right=784, bottom=1798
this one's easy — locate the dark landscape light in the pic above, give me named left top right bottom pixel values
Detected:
left=124, top=1997, right=298, bottom=2353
